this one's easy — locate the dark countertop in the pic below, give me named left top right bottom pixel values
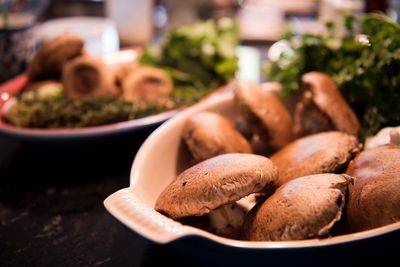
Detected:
left=0, top=129, right=194, bottom=267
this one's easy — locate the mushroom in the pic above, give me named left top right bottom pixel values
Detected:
left=183, top=111, right=252, bottom=163
left=346, top=145, right=400, bottom=232
left=27, top=33, right=85, bottom=82
left=113, top=63, right=139, bottom=90
left=270, top=131, right=361, bottom=185
left=122, top=65, right=173, bottom=107
left=62, top=56, right=118, bottom=99
left=155, top=153, right=279, bottom=238
left=364, top=126, right=400, bottom=149
left=242, top=173, right=354, bottom=241
left=234, top=82, right=293, bottom=152
left=293, top=71, right=360, bottom=137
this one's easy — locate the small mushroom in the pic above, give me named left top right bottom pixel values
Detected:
left=62, top=56, right=118, bottom=99
left=270, top=131, right=361, bottom=185
left=364, top=126, right=400, bottom=149
left=27, top=34, right=85, bottom=82
left=294, top=72, right=360, bottom=137
left=183, top=112, right=252, bottom=163
left=234, top=82, right=293, bottom=151
left=346, top=145, right=400, bottom=232
left=155, top=153, right=279, bottom=238
left=122, top=66, right=173, bottom=107
left=242, top=173, right=354, bottom=241
left=113, top=63, right=139, bottom=90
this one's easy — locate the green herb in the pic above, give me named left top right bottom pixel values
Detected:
left=140, top=17, right=239, bottom=93
left=265, top=13, right=400, bottom=139
left=6, top=93, right=170, bottom=128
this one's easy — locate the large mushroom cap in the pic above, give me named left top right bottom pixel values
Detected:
left=234, top=82, right=293, bottom=150
left=346, top=145, right=400, bottom=232
left=155, top=153, right=278, bottom=219
left=294, top=71, right=360, bottom=136
left=270, top=131, right=360, bottom=185
left=242, top=173, right=353, bottom=241
left=183, top=111, right=252, bottom=162
left=27, top=33, right=85, bottom=82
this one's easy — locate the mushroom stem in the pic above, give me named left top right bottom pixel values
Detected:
left=365, top=126, right=400, bottom=149
left=208, top=203, right=247, bottom=239
left=389, top=129, right=400, bottom=145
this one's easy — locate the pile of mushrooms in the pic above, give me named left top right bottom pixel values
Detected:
left=26, top=34, right=172, bottom=106
left=155, top=72, right=400, bottom=241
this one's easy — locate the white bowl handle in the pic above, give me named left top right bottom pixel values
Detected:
left=104, top=187, right=187, bottom=244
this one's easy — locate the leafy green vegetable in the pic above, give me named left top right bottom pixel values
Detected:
left=265, top=13, right=400, bottom=138
left=140, top=18, right=239, bottom=93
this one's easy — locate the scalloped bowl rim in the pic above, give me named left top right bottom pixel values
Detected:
left=104, top=92, right=400, bottom=249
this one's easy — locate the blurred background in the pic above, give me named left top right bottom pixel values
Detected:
left=0, top=0, right=398, bottom=83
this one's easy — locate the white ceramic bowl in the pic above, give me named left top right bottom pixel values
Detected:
left=104, top=92, right=400, bottom=266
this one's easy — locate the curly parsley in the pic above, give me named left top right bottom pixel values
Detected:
left=265, top=13, right=400, bottom=139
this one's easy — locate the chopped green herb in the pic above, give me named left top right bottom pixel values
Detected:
left=6, top=94, right=165, bottom=128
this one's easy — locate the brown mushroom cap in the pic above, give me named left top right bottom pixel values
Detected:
left=346, top=145, right=400, bottom=232
left=155, top=153, right=279, bottom=219
left=183, top=112, right=252, bottom=162
left=294, top=71, right=360, bottom=136
left=62, top=56, right=118, bottom=99
left=242, top=173, right=353, bottom=241
left=27, top=34, right=85, bottom=82
left=270, top=131, right=361, bottom=185
left=234, top=82, right=293, bottom=150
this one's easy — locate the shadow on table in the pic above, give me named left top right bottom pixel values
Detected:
left=0, top=126, right=155, bottom=220
left=0, top=126, right=156, bottom=182
left=110, top=231, right=196, bottom=267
